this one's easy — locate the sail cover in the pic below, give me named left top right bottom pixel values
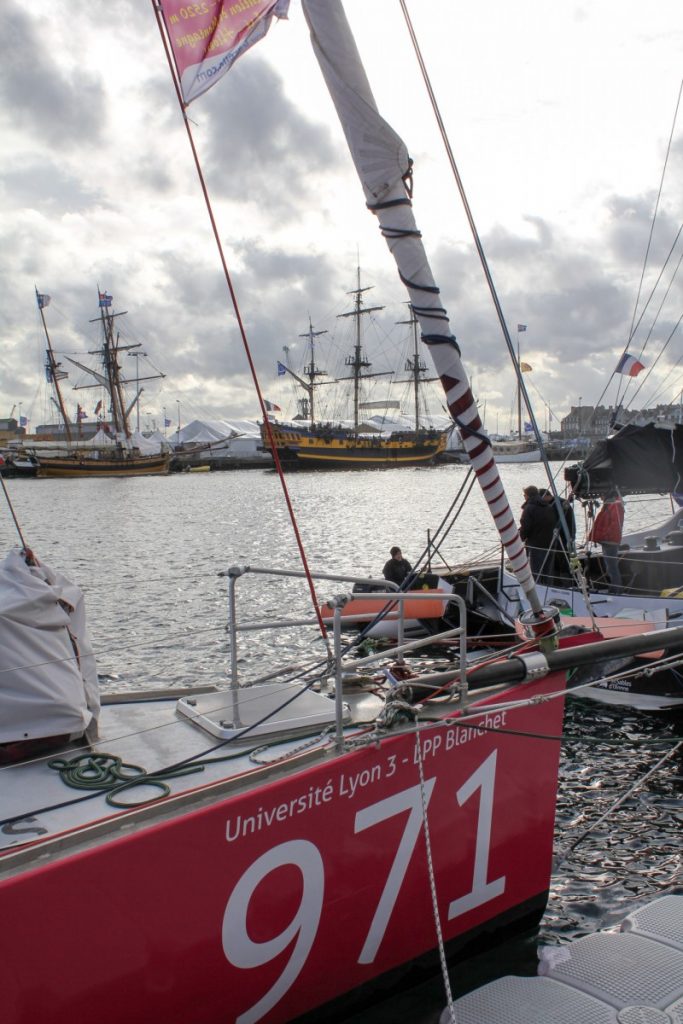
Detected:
left=301, top=0, right=539, bottom=606
left=566, top=423, right=683, bottom=497
left=0, top=549, right=99, bottom=744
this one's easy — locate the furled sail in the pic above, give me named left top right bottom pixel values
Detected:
left=301, top=0, right=540, bottom=607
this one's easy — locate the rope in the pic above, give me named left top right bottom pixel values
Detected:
left=413, top=725, right=457, bottom=1023
left=152, top=0, right=330, bottom=655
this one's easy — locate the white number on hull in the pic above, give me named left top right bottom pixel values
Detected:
left=354, top=778, right=436, bottom=964
left=221, top=839, right=324, bottom=1024
left=223, top=750, right=508, bottom=1023
left=448, top=750, right=506, bottom=919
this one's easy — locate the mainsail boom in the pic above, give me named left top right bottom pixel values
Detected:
left=301, top=0, right=541, bottom=612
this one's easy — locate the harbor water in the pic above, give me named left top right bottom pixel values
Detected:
left=1, top=464, right=681, bottom=1021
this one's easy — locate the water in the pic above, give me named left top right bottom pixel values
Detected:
left=1, top=465, right=681, bottom=1019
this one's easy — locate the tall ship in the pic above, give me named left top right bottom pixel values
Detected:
left=261, top=271, right=448, bottom=468
left=32, top=290, right=170, bottom=478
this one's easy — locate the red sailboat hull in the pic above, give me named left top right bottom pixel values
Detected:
left=1, top=675, right=564, bottom=1024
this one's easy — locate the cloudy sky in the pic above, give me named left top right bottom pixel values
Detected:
left=1, top=0, right=681, bottom=435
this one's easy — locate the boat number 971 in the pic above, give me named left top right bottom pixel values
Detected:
left=222, top=750, right=504, bottom=1024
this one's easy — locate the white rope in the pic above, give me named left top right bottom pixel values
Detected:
left=414, top=726, right=457, bottom=1023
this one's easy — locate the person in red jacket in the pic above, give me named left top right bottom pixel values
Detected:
left=588, top=492, right=625, bottom=590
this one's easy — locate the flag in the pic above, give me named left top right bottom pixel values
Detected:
left=277, top=361, right=287, bottom=376
left=46, top=366, right=68, bottom=383
left=616, top=353, right=645, bottom=377
left=524, top=421, right=533, bottom=433
left=19, top=415, right=28, bottom=427
left=164, top=418, right=172, bottom=428
left=77, top=404, right=87, bottom=421
left=264, top=400, right=281, bottom=412
left=99, top=291, right=112, bottom=308
left=161, top=0, right=290, bottom=105
left=520, top=362, right=533, bottom=372
left=517, top=324, right=527, bottom=332
left=36, top=293, right=51, bottom=309
left=94, top=399, right=103, bottom=416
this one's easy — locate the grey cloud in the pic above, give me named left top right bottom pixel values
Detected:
left=1, top=2, right=106, bottom=147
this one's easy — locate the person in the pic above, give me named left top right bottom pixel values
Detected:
left=382, top=546, right=412, bottom=587
left=588, top=492, right=624, bottom=590
left=541, top=489, right=576, bottom=582
left=519, top=485, right=557, bottom=581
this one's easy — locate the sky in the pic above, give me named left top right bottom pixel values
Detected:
left=1, top=0, right=681, bottom=436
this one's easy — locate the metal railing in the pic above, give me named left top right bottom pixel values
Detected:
left=220, top=564, right=469, bottom=750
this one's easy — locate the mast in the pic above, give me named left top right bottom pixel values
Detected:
left=337, top=267, right=383, bottom=428
left=397, top=305, right=427, bottom=431
left=517, top=338, right=522, bottom=440
left=36, top=288, right=72, bottom=444
left=299, top=318, right=328, bottom=424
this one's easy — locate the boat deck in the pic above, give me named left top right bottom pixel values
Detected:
left=2, top=676, right=518, bottom=876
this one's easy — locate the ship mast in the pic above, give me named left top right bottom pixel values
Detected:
left=396, top=306, right=429, bottom=431
left=36, top=288, right=72, bottom=444
left=337, top=267, right=383, bottom=429
left=300, top=318, right=328, bottom=424
left=99, top=303, right=131, bottom=438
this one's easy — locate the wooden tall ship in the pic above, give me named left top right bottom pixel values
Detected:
left=262, top=272, right=448, bottom=468
left=34, top=290, right=170, bottom=479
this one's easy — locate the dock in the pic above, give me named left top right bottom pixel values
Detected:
left=442, top=895, right=683, bottom=1023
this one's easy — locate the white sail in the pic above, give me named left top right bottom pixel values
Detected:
left=302, top=0, right=540, bottom=607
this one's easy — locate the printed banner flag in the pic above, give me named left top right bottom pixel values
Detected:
left=264, top=400, right=281, bottom=412
left=164, top=418, right=173, bottom=428
left=161, top=0, right=290, bottom=105
left=99, top=292, right=112, bottom=308
left=517, top=324, right=527, bottom=332
left=520, top=362, right=532, bottom=372
left=36, top=293, right=51, bottom=309
left=94, top=399, right=103, bottom=416
left=77, top=404, right=87, bottom=421
left=616, top=353, right=645, bottom=377
left=19, top=416, right=28, bottom=427
left=277, top=361, right=287, bottom=376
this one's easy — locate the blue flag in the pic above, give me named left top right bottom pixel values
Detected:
left=277, top=361, right=287, bottom=376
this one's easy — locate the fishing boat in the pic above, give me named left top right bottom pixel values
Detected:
left=261, top=270, right=448, bottom=468
left=3, top=4, right=681, bottom=1024
left=30, top=290, right=170, bottom=479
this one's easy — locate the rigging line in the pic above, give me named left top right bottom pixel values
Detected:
left=0, top=478, right=29, bottom=550
left=398, top=2, right=546, bottom=460
left=626, top=79, right=683, bottom=349
left=151, top=1, right=330, bottom=654
left=554, top=740, right=682, bottom=868
left=613, top=220, right=683, bottom=412
left=625, top=312, right=683, bottom=411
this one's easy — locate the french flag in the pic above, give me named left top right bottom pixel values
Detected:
left=616, top=353, right=645, bottom=377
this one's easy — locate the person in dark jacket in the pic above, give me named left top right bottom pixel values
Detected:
left=541, top=489, right=576, bottom=582
left=519, top=486, right=557, bottom=580
left=382, top=546, right=412, bottom=586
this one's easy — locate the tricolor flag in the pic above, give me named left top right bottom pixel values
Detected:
left=76, top=404, right=87, bottom=421
left=264, top=400, right=281, bottom=412
left=160, top=0, right=290, bottom=105
left=277, top=361, right=287, bottom=376
left=99, top=292, right=112, bottom=308
left=616, top=353, right=645, bottom=377
left=520, top=362, right=533, bottom=372
left=36, top=293, right=51, bottom=309
left=94, top=399, right=103, bottom=416
left=517, top=324, right=527, bottom=332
